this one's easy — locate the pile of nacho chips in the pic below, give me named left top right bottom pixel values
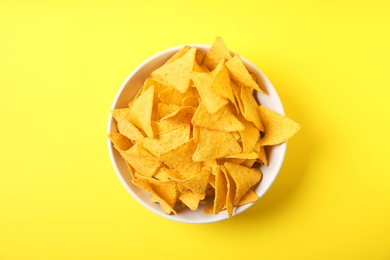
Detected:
left=108, top=37, right=300, bottom=217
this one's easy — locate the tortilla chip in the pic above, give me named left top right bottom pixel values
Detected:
left=108, top=132, right=133, bottom=151
left=131, top=178, right=177, bottom=215
left=128, top=85, right=155, bottom=138
left=192, top=127, right=242, bottom=161
left=151, top=47, right=196, bottom=93
left=160, top=139, right=201, bottom=179
left=204, top=37, right=232, bottom=70
left=224, top=162, right=262, bottom=205
left=221, top=166, right=235, bottom=217
left=120, top=143, right=161, bottom=177
left=111, top=108, right=145, bottom=142
left=225, top=55, right=265, bottom=94
left=237, top=188, right=258, bottom=206
left=259, top=105, right=300, bottom=146
left=213, top=166, right=228, bottom=214
left=210, top=61, right=239, bottom=112
left=191, top=103, right=244, bottom=132
left=140, top=123, right=190, bottom=157
left=236, top=113, right=260, bottom=153
left=240, top=85, right=264, bottom=132
left=190, top=70, right=228, bottom=114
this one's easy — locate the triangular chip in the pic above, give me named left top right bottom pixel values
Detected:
left=221, top=166, right=235, bottom=217
left=139, top=124, right=190, bottom=157
left=128, top=85, right=155, bottom=138
left=258, top=105, right=300, bottom=146
left=107, top=133, right=133, bottom=151
left=160, top=139, right=201, bottom=179
left=131, top=178, right=177, bottom=215
left=158, top=86, right=197, bottom=106
left=225, top=55, right=265, bottom=94
left=121, top=143, right=161, bottom=177
left=213, top=166, right=228, bottom=214
left=192, top=127, right=242, bottom=161
left=204, top=37, right=232, bottom=70
left=151, top=47, right=196, bottom=93
left=252, top=140, right=268, bottom=166
left=191, top=103, right=244, bottom=132
left=224, top=162, right=262, bottom=205
left=240, top=85, right=264, bottom=132
left=237, top=188, right=258, bottom=206
left=210, top=61, right=239, bottom=112
left=175, top=167, right=210, bottom=195
left=142, top=78, right=169, bottom=120
left=190, top=71, right=228, bottom=114
left=236, top=113, right=260, bottom=153
left=165, top=45, right=191, bottom=64
left=157, top=102, right=181, bottom=119
left=111, top=108, right=145, bottom=142
left=179, top=190, right=204, bottom=211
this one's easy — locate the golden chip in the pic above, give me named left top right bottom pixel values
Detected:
left=259, top=105, right=300, bottom=146
left=111, top=108, right=145, bottom=142
left=224, top=162, right=262, bottom=205
left=190, top=70, right=228, bottom=114
left=210, top=61, right=239, bottom=112
left=128, top=85, right=155, bottom=138
left=108, top=132, right=133, bottom=151
left=191, top=103, right=244, bottom=132
left=160, top=139, right=201, bottom=179
left=140, top=123, right=190, bottom=157
left=225, top=55, right=265, bottom=94
left=151, top=47, right=196, bottom=93
left=203, top=36, right=232, bottom=70
left=240, top=85, right=264, bottom=132
left=192, top=127, right=242, bottom=161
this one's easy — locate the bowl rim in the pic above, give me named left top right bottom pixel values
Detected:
left=107, top=44, right=287, bottom=224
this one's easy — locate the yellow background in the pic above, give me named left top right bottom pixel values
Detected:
left=1, top=0, right=389, bottom=259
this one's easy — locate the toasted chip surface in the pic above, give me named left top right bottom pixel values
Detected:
left=259, top=105, right=300, bottom=146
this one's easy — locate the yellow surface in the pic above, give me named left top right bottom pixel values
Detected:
left=1, top=0, right=389, bottom=259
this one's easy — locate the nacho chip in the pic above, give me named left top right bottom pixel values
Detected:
left=225, top=55, right=265, bottom=94
left=237, top=188, right=258, bottom=206
left=221, top=166, right=235, bottom=217
left=120, top=143, right=161, bottom=177
left=191, top=103, right=244, bottom=132
left=128, top=85, right=155, bottom=138
left=151, top=47, right=196, bottom=93
left=224, top=162, right=262, bottom=205
left=108, top=132, right=133, bottom=151
left=157, top=103, right=181, bottom=119
left=131, top=178, right=177, bottom=215
left=212, top=166, right=228, bottom=214
left=210, top=61, right=239, bottom=112
left=179, top=190, right=204, bottom=210
left=166, top=45, right=191, bottom=64
left=111, top=108, right=145, bottom=142
left=240, top=85, right=264, bottom=132
left=236, top=113, right=260, bottom=153
left=252, top=140, right=268, bottom=166
left=190, top=70, right=228, bottom=114
left=158, top=86, right=198, bottom=106
left=182, top=96, right=199, bottom=107
left=160, top=139, right=201, bottom=179
left=192, top=127, right=242, bottom=161
left=140, top=123, right=190, bottom=157
left=204, top=37, right=232, bottom=70
left=259, top=105, right=300, bottom=146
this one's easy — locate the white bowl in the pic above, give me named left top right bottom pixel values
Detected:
left=107, top=44, right=286, bottom=224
